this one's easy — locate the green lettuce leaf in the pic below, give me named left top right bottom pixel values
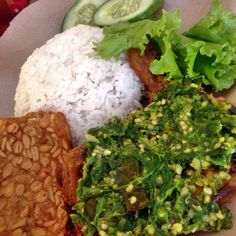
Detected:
left=149, top=35, right=182, bottom=80
left=95, top=10, right=181, bottom=60
left=170, top=34, right=236, bottom=90
left=151, top=0, right=236, bottom=91
left=184, top=0, right=236, bottom=53
left=176, top=0, right=236, bottom=90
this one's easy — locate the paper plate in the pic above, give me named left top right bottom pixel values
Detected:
left=0, top=0, right=235, bottom=235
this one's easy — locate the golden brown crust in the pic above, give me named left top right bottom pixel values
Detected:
left=127, top=43, right=168, bottom=102
left=214, top=161, right=236, bottom=204
left=215, top=176, right=236, bottom=204
left=0, top=111, right=72, bottom=236
left=62, top=146, right=87, bottom=236
left=62, top=145, right=86, bottom=207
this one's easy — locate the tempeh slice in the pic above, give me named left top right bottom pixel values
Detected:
left=0, top=111, right=71, bottom=236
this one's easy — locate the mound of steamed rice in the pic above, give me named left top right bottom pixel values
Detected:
left=14, top=24, right=143, bottom=144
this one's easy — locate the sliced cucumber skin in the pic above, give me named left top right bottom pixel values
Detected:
left=93, top=0, right=164, bottom=26
left=61, top=0, right=107, bottom=32
left=62, top=0, right=85, bottom=32
left=129, top=0, right=164, bottom=22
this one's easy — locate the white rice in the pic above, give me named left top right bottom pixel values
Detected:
left=14, top=25, right=143, bottom=144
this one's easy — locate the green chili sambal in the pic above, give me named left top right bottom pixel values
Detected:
left=71, top=82, right=236, bottom=236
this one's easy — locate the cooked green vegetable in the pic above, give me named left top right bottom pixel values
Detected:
left=71, top=82, right=236, bottom=235
left=61, top=0, right=107, bottom=31
left=93, top=0, right=164, bottom=26
left=95, top=0, right=236, bottom=91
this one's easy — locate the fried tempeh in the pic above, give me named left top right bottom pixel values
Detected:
left=0, top=111, right=71, bottom=236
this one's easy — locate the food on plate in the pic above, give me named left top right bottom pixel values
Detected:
left=61, top=0, right=107, bottom=31
left=61, top=0, right=164, bottom=30
left=62, top=145, right=87, bottom=207
left=14, top=24, right=143, bottom=145
left=127, top=43, right=168, bottom=102
left=9, top=1, right=236, bottom=235
left=62, top=145, right=88, bottom=236
left=0, top=111, right=72, bottom=235
left=92, top=0, right=164, bottom=26
left=216, top=160, right=236, bottom=204
left=95, top=0, right=236, bottom=91
left=67, top=82, right=236, bottom=235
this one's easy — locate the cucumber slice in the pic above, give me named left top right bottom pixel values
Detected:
left=93, top=0, right=163, bottom=26
left=61, top=0, right=107, bottom=32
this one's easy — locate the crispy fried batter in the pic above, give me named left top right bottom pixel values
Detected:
left=215, top=176, right=236, bottom=204
left=127, top=43, right=168, bottom=102
left=62, top=145, right=86, bottom=207
left=0, top=111, right=71, bottom=236
left=214, top=161, right=236, bottom=204
left=62, top=146, right=87, bottom=236
left=194, top=165, right=236, bottom=205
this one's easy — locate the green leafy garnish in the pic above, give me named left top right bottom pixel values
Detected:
left=95, top=0, right=236, bottom=91
left=95, top=10, right=181, bottom=60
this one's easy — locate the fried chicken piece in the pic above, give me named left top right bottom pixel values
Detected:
left=62, top=146, right=87, bottom=236
left=0, top=111, right=72, bottom=236
left=193, top=164, right=236, bottom=205
left=214, top=176, right=236, bottom=204
left=214, top=161, right=236, bottom=204
left=62, top=145, right=86, bottom=207
left=127, top=43, right=168, bottom=102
